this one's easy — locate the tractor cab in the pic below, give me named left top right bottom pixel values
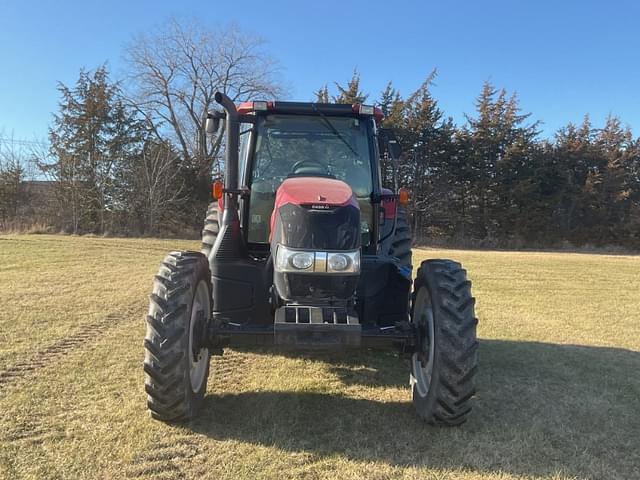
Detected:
left=229, top=101, right=384, bottom=254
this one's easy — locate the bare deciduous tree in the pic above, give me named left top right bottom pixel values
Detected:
left=135, top=142, right=186, bottom=234
left=125, top=18, right=283, bottom=179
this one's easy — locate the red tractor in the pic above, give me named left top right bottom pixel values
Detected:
left=144, top=93, right=478, bottom=425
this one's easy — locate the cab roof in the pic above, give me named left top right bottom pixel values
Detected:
left=236, top=101, right=384, bottom=123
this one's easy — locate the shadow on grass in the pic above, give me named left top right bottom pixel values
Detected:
left=236, top=347, right=410, bottom=389
left=190, top=340, right=640, bottom=479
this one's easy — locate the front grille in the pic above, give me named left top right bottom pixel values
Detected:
left=274, top=305, right=362, bottom=348
left=277, top=306, right=359, bottom=325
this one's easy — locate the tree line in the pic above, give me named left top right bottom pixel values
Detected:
left=317, top=70, right=640, bottom=248
left=1, top=18, right=638, bottom=248
left=1, top=20, right=280, bottom=236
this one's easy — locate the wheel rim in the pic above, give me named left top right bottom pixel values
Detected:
left=411, top=286, right=435, bottom=398
left=189, top=280, right=210, bottom=392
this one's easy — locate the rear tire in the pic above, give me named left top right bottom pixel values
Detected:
left=201, top=202, right=220, bottom=258
left=390, top=206, right=412, bottom=269
left=410, top=259, right=478, bottom=425
left=144, top=251, right=212, bottom=422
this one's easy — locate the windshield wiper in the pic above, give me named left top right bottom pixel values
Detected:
left=311, top=104, right=360, bottom=157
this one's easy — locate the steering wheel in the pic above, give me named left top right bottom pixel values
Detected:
left=291, top=160, right=328, bottom=176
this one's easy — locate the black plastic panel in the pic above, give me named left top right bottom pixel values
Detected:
left=272, top=203, right=360, bottom=251
left=355, top=256, right=411, bottom=327
left=275, top=272, right=359, bottom=303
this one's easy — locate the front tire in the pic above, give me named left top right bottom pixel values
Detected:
left=410, top=259, right=478, bottom=425
left=201, top=202, right=220, bottom=259
left=144, top=251, right=212, bottom=421
left=390, top=206, right=412, bottom=269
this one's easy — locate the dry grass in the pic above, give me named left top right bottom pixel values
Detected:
left=0, top=235, right=638, bottom=480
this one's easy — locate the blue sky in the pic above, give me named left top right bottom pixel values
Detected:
left=1, top=0, right=639, bottom=142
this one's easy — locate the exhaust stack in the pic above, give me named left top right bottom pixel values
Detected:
left=214, top=91, right=240, bottom=211
left=204, top=91, right=245, bottom=264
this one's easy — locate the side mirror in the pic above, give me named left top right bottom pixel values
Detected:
left=387, top=139, right=401, bottom=160
left=205, top=111, right=224, bottom=135
left=378, top=128, right=402, bottom=159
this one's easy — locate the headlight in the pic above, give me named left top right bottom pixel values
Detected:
left=291, top=252, right=314, bottom=270
left=327, top=251, right=360, bottom=273
left=328, top=253, right=349, bottom=271
left=275, top=245, right=360, bottom=274
left=275, top=245, right=313, bottom=272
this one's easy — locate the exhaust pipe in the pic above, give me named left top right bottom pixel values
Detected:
left=204, top=91, right=245, bottom=264
left=214, top=91, right=239, bottom=210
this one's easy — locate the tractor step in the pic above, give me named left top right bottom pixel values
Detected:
left=274, top=306, right=361, bottom=348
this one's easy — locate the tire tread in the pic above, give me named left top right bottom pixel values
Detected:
left=411, top=259, right=478, bottom=426
left=144, top=251, right=211, bottom=422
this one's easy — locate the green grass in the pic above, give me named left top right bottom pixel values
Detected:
left=0, top=235, right=638, bottom=480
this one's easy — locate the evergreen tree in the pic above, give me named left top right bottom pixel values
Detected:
left=464, top=81, right=539, bottom=239
left=590, top=116, right=635, bottom=242
left=46, top=65, right=147, bottom=233
left=333, top=69, right=369, bottom=104
left=625, top=137, right=640, bottom=245
left=396, top=71, right=457, bottom=238
left=313, top=85, right=329, bottom=103
left=377, top=82, right=404, bottom=186
left=378, top=81, right=404, bottom=129
left=552, top=115, right=597, bottom=242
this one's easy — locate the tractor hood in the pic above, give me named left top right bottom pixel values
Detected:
left=270, top=177, right=360, bottom=250
left=270, top=176, right=361, bottom=303
left=271, top=176, right=358, bottom=210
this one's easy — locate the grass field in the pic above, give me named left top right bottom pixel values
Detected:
left=0, top=234, right=638, bottom=480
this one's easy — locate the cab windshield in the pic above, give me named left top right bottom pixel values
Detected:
left=248, top=114, right=374, bottom=243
